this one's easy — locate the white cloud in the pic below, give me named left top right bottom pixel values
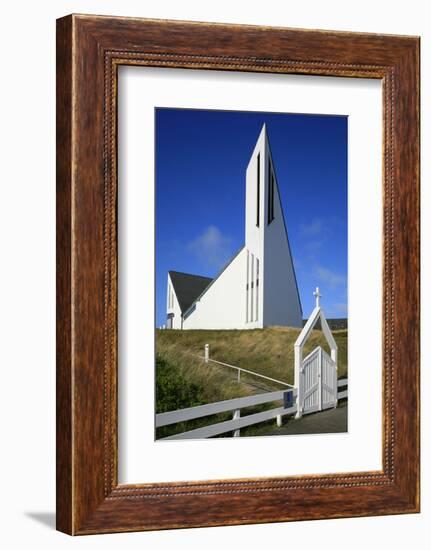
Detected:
left=187, top=225, right=232, bottom=271
left=299, top=218, right=330, bottom=260
left=333, top=302, right=348, bottom=315
left=315, top=265, right=346, bottom=288
left=304, top=239, right=324, bottom=255
left=300, top=218, right=324, bottom=236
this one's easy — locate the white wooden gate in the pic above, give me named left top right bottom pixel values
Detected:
left=302, top=347, right=320, bottom=414
left=321, top=347, right=337, bottom=410
left=302, top=346, right=337, bottom=415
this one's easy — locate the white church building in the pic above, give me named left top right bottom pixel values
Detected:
left=166, top=124, right=303, bottom=330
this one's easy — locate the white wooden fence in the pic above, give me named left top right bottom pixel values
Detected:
left=156, top=378, right=347, bottom=440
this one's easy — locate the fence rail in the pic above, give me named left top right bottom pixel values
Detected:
left=156, top=378, right=348, bottom=440
left=337, top=377, right=347, bottom=399
left=163, top=403, right=297, bottom=440
left=156, top=389, right=293, bottom=427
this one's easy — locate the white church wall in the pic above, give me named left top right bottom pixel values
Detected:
left=262, top=166, right=303, bottom=328
left=166, top=273, right=183, bottom=329
left=244, top=248, right=264, bottom=328
left=182, top=248, right=249, bottom=330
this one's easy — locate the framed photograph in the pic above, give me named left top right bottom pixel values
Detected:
left=153, top=107, right=348, bottom=442
left=56, top=14, right=420, bottom=534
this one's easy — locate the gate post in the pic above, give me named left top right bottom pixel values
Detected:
left=233, top=409, right=240, bottom=437
left=317, top=348, right=322, bottom=411
left=294, top=344, right=303, bottom=419
left=331, top=348, right=338, bottom=408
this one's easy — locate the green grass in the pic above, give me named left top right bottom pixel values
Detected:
left=155, top=326, right=347, bottom=438
left=156, top=326, right=347, bottom=395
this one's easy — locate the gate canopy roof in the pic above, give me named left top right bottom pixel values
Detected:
left=294, top=287, right=338, bottom=352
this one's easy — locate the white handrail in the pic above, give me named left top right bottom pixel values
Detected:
left=196, top=354, right=294, bottom=388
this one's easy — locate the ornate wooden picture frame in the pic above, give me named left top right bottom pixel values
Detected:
left=56, top=14, right=420, bottom=535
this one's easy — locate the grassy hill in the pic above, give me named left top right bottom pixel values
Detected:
left=156, top=327, right=347, bottom=412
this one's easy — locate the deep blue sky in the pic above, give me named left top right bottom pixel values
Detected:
left=155, top=108, right=347, bottom=326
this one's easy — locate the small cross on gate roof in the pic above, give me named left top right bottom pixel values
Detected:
left=313, top=287, right=322, bottom=308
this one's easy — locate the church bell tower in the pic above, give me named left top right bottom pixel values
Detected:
left=244, top=124, right=302, bottom=328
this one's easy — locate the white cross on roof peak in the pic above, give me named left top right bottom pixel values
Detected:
left=313, top=287, right=322, bottom=308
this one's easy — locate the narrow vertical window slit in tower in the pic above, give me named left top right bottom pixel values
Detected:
left=246, top=250, right=249, bottom=323
left=268, top=162, right=275, bottom=224
left=256, top=153, right=260, bottom=227
left=250, top=254, right=254, bottom=322
left=256, top=258, right=259, bottom=321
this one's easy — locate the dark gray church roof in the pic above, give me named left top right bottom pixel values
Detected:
left=169, top=271, right=213, bottom=313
